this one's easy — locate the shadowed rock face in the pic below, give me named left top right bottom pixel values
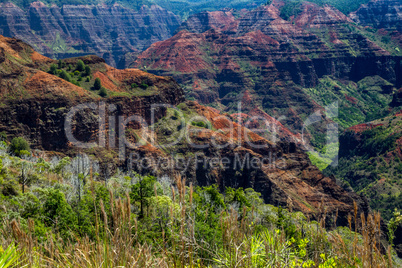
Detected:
left=350, top=0, right=402, bottom=31
left=0, top=34, right=372, bottom=232
left=129, top=1, right=402, bottom=146
left=0, top=1, right=181, bottom=67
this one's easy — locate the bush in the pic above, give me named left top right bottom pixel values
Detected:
left=94, top=78, right=102, bottom=90
left=84, top=66, right=91, bottom=76
left=48, top=64, right=58, bottom=75
left=131, top=83, right=138, bottom=89
left=99, top=87, right=107, bottom=97
left=140, top=82, right=149, bottom=89
left=71, top=80, right=81, bottom=87
left=74, top=70, right=81, bottom=76
left=9, top=137, right=30, bottom=156
left=59, top=70, right=71, bottom=82
left=76, top=60, right=85, bottom=72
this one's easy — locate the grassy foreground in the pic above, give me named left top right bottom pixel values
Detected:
left=0, top=141, right=400, bottom=267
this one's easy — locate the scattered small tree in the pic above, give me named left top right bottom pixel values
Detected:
left=130, top=175, right=156, bottom=218
left=76, top=60, right=85, bottom=72
left=9, top=137, right=30, bottom=157
left=99, top=87, right=107, bottom=97
left=94, top=78, right=102, bottom=90
left=48, top=64, right=58, bottom=75
left=59, top=70, right=71, bottom=82
left=84, top=65, right=91, bottom=76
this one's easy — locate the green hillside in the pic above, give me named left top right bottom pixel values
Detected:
left=0, top=139, right=400, bottom=266
left=325, top=114, right=402, bottom=221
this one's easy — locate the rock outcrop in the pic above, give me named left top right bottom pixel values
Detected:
left=350, top=0, right=402, bottom=31
left=0, top=1, right=181, bottom=67
left=0, top=34, right=372, bottom=231
left=129, top=1, right=402, bottom=146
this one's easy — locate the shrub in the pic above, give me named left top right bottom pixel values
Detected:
left=84, top=65, right=91, bottom=76
left=99, top=87, right=107, bottom=97
left=9, top=137, right=30, bottom=156
left=71, top=80, right=81, bottom=87
left=74, top=70, right=81, bottom=76
left=48, top=64, right=58, bottom=75
left=140, top=82, right=149, bottom=89
left=94, top=78, right=102, bottom=90
left=192, top=121, right=208, bottom=128
left=131, top=83, right=138, bottom=89
left=76, top=60, right=85, bottom=72
left=59, top=70, right=71, bottom=82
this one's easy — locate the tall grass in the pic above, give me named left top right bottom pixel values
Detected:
left=0, top=176, right=399, bottom=267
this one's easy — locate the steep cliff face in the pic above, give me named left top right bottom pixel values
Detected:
left=0, top=34, right=372, bottom=230
left=129, top=1, right=402, bottom=148
left=0, top=35, right=184, bottom=150
left=350, top=0, right=402, bottom=31
left=0, top=1, right=181, bottom=67
left=324, top=112, right=402, bottom=256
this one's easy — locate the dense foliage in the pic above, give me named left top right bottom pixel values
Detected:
left=0, top=139, right=400, bottom=266
left=325, top=115, right=402, bottom=221
left=278, top=0, right=371, bottom=20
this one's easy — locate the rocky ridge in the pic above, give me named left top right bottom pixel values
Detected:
left=129, top=1, right=402, bottom=148
left=0, top=1, right=181, bottom=67
left=0, top=34, right=372, bottom=230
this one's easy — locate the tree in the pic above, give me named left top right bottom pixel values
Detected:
left=84, top=65, right=91, bottom=76
left=130, top=175, right=156, bottom=218
left=71, top=154, right=94, bottom=203
left=18, top=159, right=38, bottom=194
left=59, top=70, right=71, bottom=82
left=49, top=64, right=58, bottom=75
left=76, top=60, right=85, bottom=72
left=41, top=188, right=78, bottom=239
left=94, top=78, right=102, bottom=90
left=99, top=87, right=107, bottom=97
left=9, top=137, right=30, bottom=157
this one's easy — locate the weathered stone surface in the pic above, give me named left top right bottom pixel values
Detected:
left=0, top=1, right=181, bottom=67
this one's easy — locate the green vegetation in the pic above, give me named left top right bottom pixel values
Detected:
left=304, top=75, right=394, bottom=150
left=279, top=0, right=303, bottom=20
left=0, top=138, right=399, bottom=266
left=278, top=0, right=371, bottom=20
left=324, top=115, right=402, bottom=221
left=76, top=60, right=85, bottom=72
left=98, top=87, right=108, bottom=97
left=59, top=70, right=71, bottom=82
left=0, top=0, right=266, bottom=18
left=9, top=137, right=30, bottom=157
left=93, top=78, right=102, bottom=91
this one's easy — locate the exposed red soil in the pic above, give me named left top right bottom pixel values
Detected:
left=348, top=123, right=384, bottom=133
left=344, top=93, right=357, bottom=104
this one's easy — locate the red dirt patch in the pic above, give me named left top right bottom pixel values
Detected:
left=348, top=123, right=384, bottom=133
left=344, top=93, right=357, bottom=104
left=24, top=70, right=91, bottom=97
